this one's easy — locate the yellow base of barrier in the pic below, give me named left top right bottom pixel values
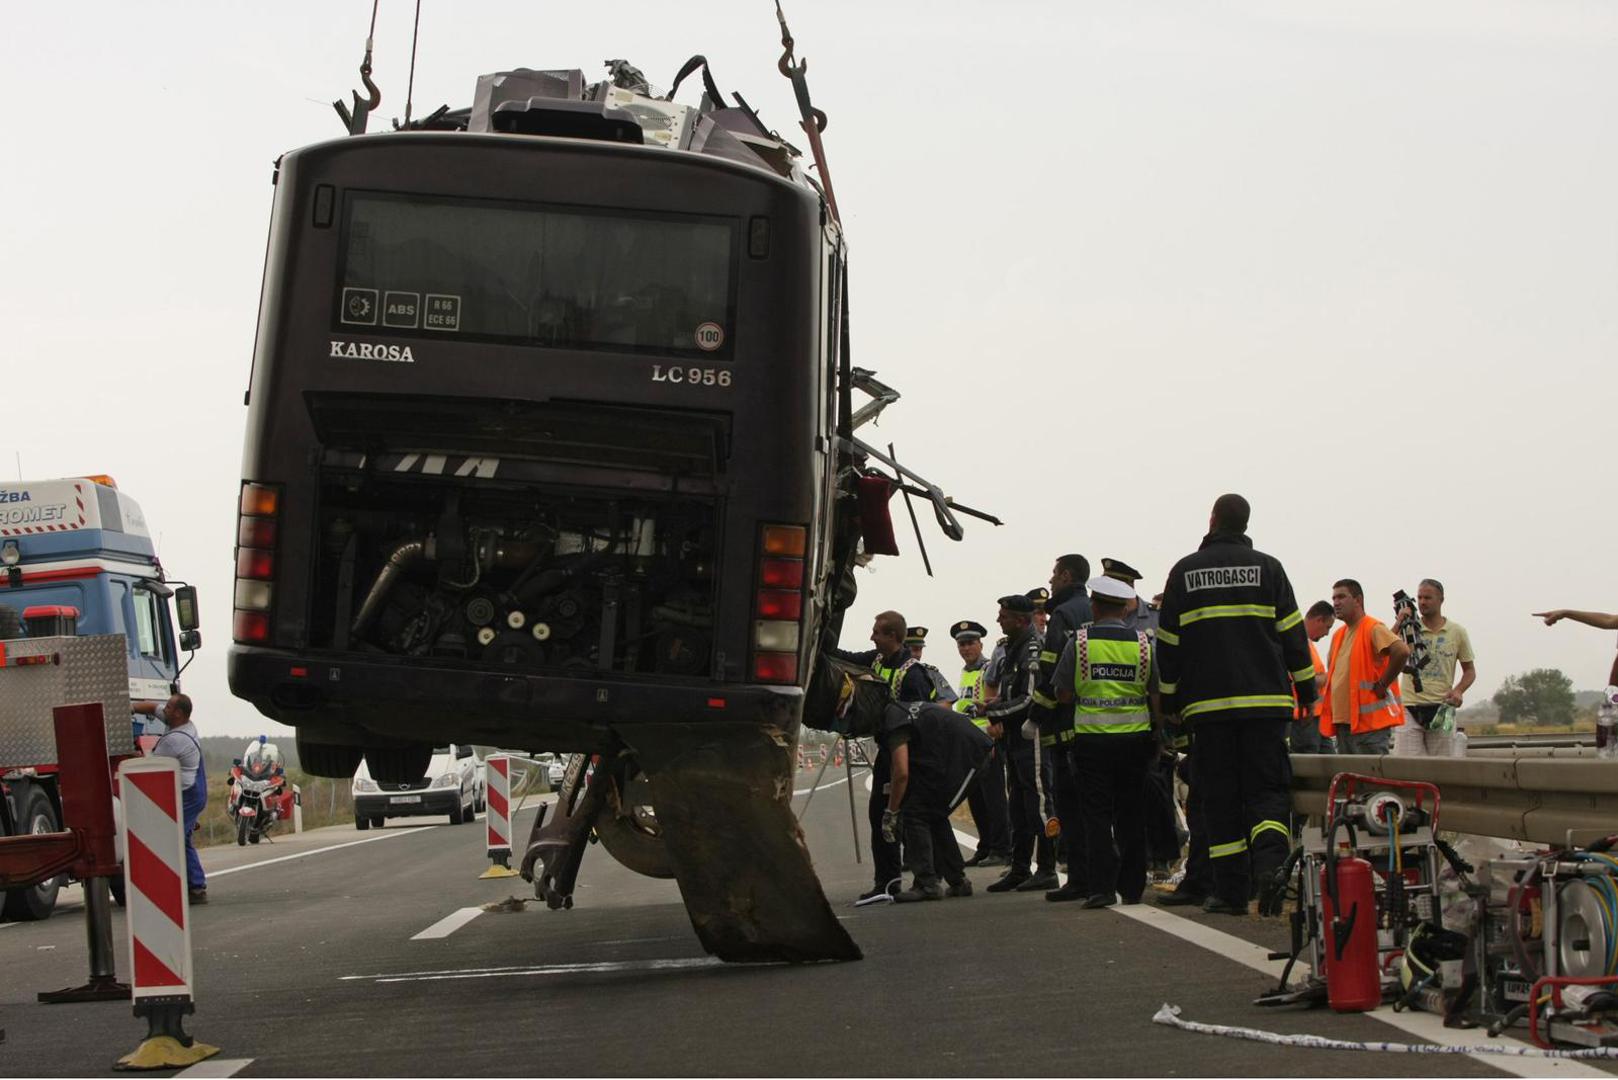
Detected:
left=114, top=1035, right=221, bottom=1071
left=479, top=864, right=520, bottom=879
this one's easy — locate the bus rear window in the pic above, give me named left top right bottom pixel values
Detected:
left=337, top=194, right=735, bottom=358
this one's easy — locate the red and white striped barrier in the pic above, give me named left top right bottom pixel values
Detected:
left=115, top=756, right=217, bottom=1069
left=479, top=755, right=519, bottom=879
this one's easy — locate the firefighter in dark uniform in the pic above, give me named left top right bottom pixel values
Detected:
left=1056, top=575, right=1161, bottom=907
left=1104, top=557, right=1182, bottom=880
left=952, top=620, right=1011, bottom=866
left=1156, top=494, right=1317, bottom=915
left=977, top=594, right=1057, bottom=892
left=905, top=626, right=929, bottom=660
left=879, top=700, right=995, bottom=901
left=1032, top=554, right=1093, bottom=902
left=831, top=609, right=938, bottom=903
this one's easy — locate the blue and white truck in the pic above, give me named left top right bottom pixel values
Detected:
left=0, top=475, right=200, bottom=919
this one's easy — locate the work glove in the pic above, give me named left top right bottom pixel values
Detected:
left=880, top=808, right=900, bottom=843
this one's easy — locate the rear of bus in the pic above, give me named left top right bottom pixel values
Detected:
left=227, top=130, right=836, bottom=758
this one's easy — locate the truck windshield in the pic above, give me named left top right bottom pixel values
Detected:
left=338, top=193, right=735, bottom=359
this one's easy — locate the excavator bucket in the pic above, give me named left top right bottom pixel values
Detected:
left=631, top=722, right=861, bottom=963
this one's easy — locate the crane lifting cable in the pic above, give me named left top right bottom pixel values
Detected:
left=334, top=0, right=383, bottom=134
left=775, top=1, right=840, bottom=223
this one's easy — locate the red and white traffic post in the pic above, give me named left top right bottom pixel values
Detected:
left=479, top=754, right=519, bottom=879
left=114, top=756, right=218, bottom=1070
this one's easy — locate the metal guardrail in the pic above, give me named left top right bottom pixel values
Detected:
left=1464, top=731, right=1596, bottom=751
left=1290, top=753, right=1618, bottom=846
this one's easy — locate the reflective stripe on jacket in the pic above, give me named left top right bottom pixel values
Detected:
left=1072, top=625, right=1153, bottom=735
left=1156, top=531, right=1315, bottom=722
left=1318, top=616, right=1405, bottom=736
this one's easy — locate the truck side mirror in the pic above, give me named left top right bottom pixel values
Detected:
left=180, top=630, right=202, bottom=652
left=175, top=585, right=200, bottom=633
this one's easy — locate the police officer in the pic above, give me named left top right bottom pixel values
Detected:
left=1056, top=575, right=1160, bottom=907
left=1156, top=495, right=1317, bottom=915
left=978, top=594, right=1058, bottom=893
left=1105, top=557, right=1181, bottom=880
left=905, top=626, right=929, bottom=660
left=879, top=699, right=995, bottom=901
left=831, top=610, right=938, bottom=903
left=1027, top=588, right=1051, bottom=636
left=1032, top=554, right=1093, bottom=902
left=952, top=620, right=1011, bottom=866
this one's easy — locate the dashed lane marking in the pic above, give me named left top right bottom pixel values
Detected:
left=412, top=906, right=483, bottom=940
left=176, top=1058, right=255, bottom=1077
left=1113, top=904, right=1609, bottom=1078
left=341, top=956, right=723, bottom=984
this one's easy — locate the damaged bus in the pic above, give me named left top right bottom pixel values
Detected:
left=228, top=51, right=987, bottom=962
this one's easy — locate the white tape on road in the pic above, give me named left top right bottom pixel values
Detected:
left=412, top=907, right=483, bottom=941
left=1114, top=904, right=1610, bottom=1078
left=176, top=1058, right=256, bottom=1078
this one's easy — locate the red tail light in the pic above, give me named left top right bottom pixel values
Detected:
left=235, top=548, right=274, bottom=580
left=759, top=558, right=805, bottom=589
left=233, top=610, right=271, bottom=643
left=238, top=517, right=278, bottom=548
left=754, top=652, right=798, bottom=682
left=756, top=589, right=803, bottom=621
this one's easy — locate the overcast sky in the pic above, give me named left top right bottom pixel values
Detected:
left=2, top=1, right=1614, bottom=736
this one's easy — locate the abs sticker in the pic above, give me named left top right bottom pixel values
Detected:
left=693, top=322, right=725, bottom=352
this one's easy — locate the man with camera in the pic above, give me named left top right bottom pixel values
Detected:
left=1393, top=579, right=1476, bottom=757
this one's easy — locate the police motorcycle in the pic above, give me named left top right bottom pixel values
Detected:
left=228, top=736, right=290, bottom=845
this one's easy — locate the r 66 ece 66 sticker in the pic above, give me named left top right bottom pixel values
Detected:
left=651, top=364, right=732, bottom=388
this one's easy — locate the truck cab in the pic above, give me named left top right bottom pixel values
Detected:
left=0, top=476, right=199, bottom=738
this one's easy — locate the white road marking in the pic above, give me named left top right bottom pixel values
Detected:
left=1113, top=904, right=1610, bottom=1078
left=412, top=907, right=483, bottom=940
left=792, top=773, right=855, bottom=796
left=176, top=1058, right=255, bottom=1078
left=342, top=956, right=723, bottom=984
left=208, top=826, right=422, bottom=878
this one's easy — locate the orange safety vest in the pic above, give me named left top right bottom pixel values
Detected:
left=1318, top=616, right=1405, bottom=737
left=1293, top=640, right=1326, bottom=720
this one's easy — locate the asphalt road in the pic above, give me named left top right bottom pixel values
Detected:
left=1, top=769, right=1613, bottom=1077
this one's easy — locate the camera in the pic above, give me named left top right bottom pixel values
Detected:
left=1392, top=589, right=1431, bottom=693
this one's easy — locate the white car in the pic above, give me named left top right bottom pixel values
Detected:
left=352, top=744, right=484, bottom=829
left=547, top=758, right=566, bottom=790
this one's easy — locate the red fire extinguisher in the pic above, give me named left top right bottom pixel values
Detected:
left=1322, top=826, right=1380, bottom=1012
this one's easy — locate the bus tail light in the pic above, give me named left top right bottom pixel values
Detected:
left=233, top=611, right=271, bottom=643
left=752, top=524, right=807, bottom=684
left=754, top=652, right=798, bottom=683
left=234, top=482, right=281, bottom=644
left=236, top=548, right=274, bottom=581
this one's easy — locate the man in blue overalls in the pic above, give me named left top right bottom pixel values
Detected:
left=143, top=693, right=209, bottom=904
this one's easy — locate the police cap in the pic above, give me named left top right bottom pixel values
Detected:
left=1025, top=586, right=1051, bottom=610
left=904, top=626, right=929, bottom=646
left=1101, top=558, right=1144, bottom=584
left=997, top=594, right=1036, bottom=614
left=1087, top=575, right=1137, bottom=603
left=951, top=620, right=988, bottom=642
